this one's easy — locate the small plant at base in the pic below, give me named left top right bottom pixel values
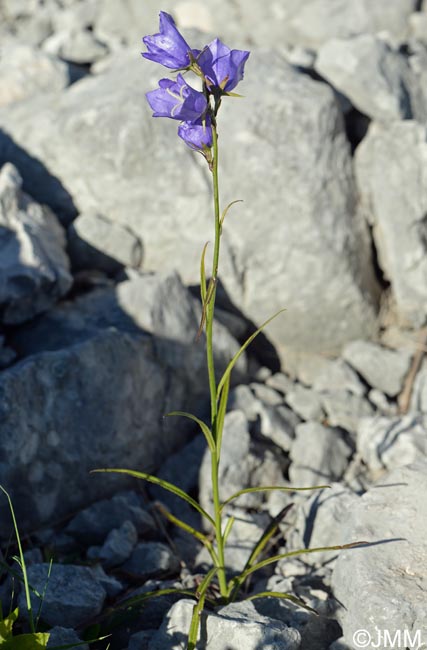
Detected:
left=94, top=12, right=365, bottom=649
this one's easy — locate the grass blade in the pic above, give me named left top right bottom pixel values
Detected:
left=216, top=309, right=286, bottom=402
left=220, top=485, right=329, bottom=510
left=188, top=568, right=218, bottom=650
left=244, top=591, right=318, bottom=615
left=215, top=373, right=230, bottom=454
left=200, top=241, right=209, bottom=304
left=222, top=516, right=235, bottom=546
left=166, top=411, right=215, bottom=453
left=0, top=486, right=35, bottom=633
left=219, top=200, right=243, bottom=229
left=91, top=469, right=215, bottom=527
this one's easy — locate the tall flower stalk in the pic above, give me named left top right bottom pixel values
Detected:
left=95, top=12, right=365, bottom=649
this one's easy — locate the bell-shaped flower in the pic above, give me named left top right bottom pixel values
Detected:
left=142, top=11, right=196, bottom=70
left=197, top=38, right=250, bottom=92
left=178, top=119, right=213, bottom=151
left=146, top=74, right=207, bottom=122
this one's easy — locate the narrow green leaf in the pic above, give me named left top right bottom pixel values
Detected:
left=155, top=503, right=220, bottom=567
left=35, top=558, right=53, bottom=630
left=224, top=92, right=244, bottom=98
left=222, top=516, right=235, bottom=546
left=0, top=486, right=35, bottom=633
left=91, top=469, right=215, bottom=527
left=47, top=636, right=110, bottom=649
left=166, top=411, right=215, bottom=453
left=217, top=309, right=286, bottom=402
left=200, top=241, right=209, bottom=304
left=244, top=591, right=318, bottom=615
left=220, top=485, right=329, bottom=510
left=188, top=568, right=218, bottom=650
left=0, top=608, right=18, bottom=640
left=215, top=373, right=230, bottom=455
left=116, top=587, right=199, bottom=612
left=196, top=277, right=216, bottom=341
left=219, top=200, right=243, bottom=229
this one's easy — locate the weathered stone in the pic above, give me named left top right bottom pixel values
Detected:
left=88, top=519, right=138, bottom=568
left=409, top=359, right=427, bottom=412
left=315, top=35, right=425, bottom=122
left=43, top=28, right=108, bottom=64
left=289, top=422, right=353, bottom=487
left=249, top=382, right=284, bottom=406
left=149, top=598, right=301, bottom=650
left=121, top=542, right=180, bottom=581
left=19, top=563, right=106, bottom=627
left=271, top=0, right=417, bottom=49
left=285, top=484, right=360, bottom=567
left=342, top=340, right=412, bottom=397
left=266, top=372, right=294, bottom=395
left=257, top=404, right=300, bottom=453
left=332, top=461, right=427, bottom=647
left=319, top=390, right=374, bottom=434
left=285, top=384, right=324, bottom=421
left=355, top=120, right=427, bottom=326
left=310, top=358, right=366, bottom=396
left=128, top=630, right=155, bottom=650
left=0, top=163, right=72, bottom=325
left=66, top=491, right=156, bottom=545
left=47, top=627, right=89, bottom=650
left=0, top=44, right=70, bottom=107
left=0, top=49, right=379, bottom=354
left=67, top=211, right=143, bottom=273
left=357, top=414, right=427, bottom=473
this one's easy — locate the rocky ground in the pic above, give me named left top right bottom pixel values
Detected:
left=1, top=0, right=427, bottom=649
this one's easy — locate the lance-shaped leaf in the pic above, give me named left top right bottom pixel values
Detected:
left=166, top=411, right=215, bottom=453
left=188, top=568, right=218, bottom=650
left=200, top=241, right=209, bottom=304
left=220, top=485, right=329, bottom=510
left=0, top=608, right=18, bottom=640
left=92, top=469, right=215, bottom=527
left=219, top=199, right=243, bottom=230
left=215, top=373, right=230, bottom=454
left=222, top=515, right=235, bottom=546
left=216, top=309, right=286, bottom=402
left=244, top=591, right=318, bottom=615
left=196, top=276, right=216, bottom=341
left=1, top=633, right=50, bottom=649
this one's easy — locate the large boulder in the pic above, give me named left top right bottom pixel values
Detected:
left=355, top=120, right=427, bottom=326
left=0, top=49, right=380, bottom=355
left=0, top=163, right=72, bottom=324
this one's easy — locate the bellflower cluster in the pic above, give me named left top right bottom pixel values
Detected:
left=142, top=12, right=249, bottom=154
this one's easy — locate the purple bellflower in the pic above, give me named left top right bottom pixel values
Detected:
left=142, top=11, right=196, bottom=69
left=146, top=74, right=207, bottom=122
left=178, top=119, right=213, bottom=151
left=197, top=38, right=250, bottom=92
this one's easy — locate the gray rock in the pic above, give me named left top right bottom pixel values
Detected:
left=311, top=358, right=366, bottom=396
left=315, top=35, right=425, bottom=122
left=67, top=211, right=143, bottom=273
left=408, top=11, right=427, bottom=44
left=357, top=414, right=427, bottom=473
left=0, top=163, right=72, bottom=324
left=128, top=630, right=156, bottom=650
left=0, top=44, right=69, bottom=107
left=121, top=542, right=180, bottom=581
left=250, top=382, right=284, bottom=406
left=409, top=360, right=427, bottom=412
left=355, top=120, right=427, bottom=327
left=221, top=508, right=272, bottom=572
left=289, top=422, right=353, bottom=487
left=19, top=563, right=106, bottom=628
left=257, top=404, right=300, bottom=453
left=148, top=598, right=301, bottom=650
left=342, top=340, right=412, bottom=397
left=285, top=384, right=324, bottom=421
left=48, top=627, right=89, bottom=650
left=266, top=372, right=294, bottom=395
left=319, top=390, right=374, bottom=434
left=332, top=461, right=427, bottom=647
left=66, top=491, right=156, bottom=545
left=43, top=28, right=109, bottom=64
left=0, top=337, right=15, bottom=368
left=0, top=49, right=379, bottom=355
left=285, top=484, right=360, bottom=567
left=367, top=388, right=398, bottom=416
left=273, top=0, right=417, bottom=49
left=89, top=519, right=138, bottom=568
left=90, top=564, right=123, bottom=598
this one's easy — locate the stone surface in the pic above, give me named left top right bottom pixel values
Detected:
left=315, top=35, right=425, bottom=122
left=410, top=360, right=427, bottom=412
left=355, top=120, right=427, bottom=326
left=0, top=163, right=72, bottom=324
left=0, top=49, right=380, bottom=354
left=43, top=28, right=109, bottom=64
left=47, top=627, right=89, bottom=650
left=19, top=563, right=106, bottom=628
left=121, top=542, right=181, bottom=581
left=0, top=44, right=70, bottom=107
left=66, top=491, right=156, bottom=545
left=319, top=390, right=374, bottom=434
left=149, top=598, right=301, bottom=650
left=357, top=414, right=427, bottom=473
left=88, top=519, right=138, bottom=568
left=289, top=422, right=353, bottom=487
left=285, top=384, right=324, bottom=421
left=342, top=340, right=412, bottom=397
left=67, top=211, right=143, bottom=273
left=285, top=484, right=360, bottom=567
left=332, top=461, right=427, bottom=647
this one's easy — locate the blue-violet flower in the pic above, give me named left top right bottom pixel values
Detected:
left=142, top=11, right=196, bottom=69
left=197, top=38, right=250, bottom=92
left=146, top=74, right=207, bottom=122
left=178, top=119, right=213, bottom=151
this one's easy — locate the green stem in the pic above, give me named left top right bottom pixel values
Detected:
left=205, top=122, right=227, bottom=596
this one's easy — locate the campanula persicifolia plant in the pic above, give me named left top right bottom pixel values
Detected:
left=96, top=12, right=363, bottom=649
